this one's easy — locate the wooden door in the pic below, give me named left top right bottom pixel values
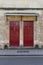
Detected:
left=23, top=21, right=34, bottom=47
left=10, top=21, right=20, bottom=47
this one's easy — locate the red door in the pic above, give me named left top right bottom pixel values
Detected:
left=23, top=21, right=34, bottom=47
left=10, top=21, right=20, bottom=47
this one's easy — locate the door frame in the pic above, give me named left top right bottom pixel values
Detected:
left=5, top=14, right=37, bottom=48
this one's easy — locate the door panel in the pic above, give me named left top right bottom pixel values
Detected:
left=23, top=21, right=34, bottom=47
left=10, top=21, right=20, bottom=47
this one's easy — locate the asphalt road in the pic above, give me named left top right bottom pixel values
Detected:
left=0, top=56, right=43, bottom=65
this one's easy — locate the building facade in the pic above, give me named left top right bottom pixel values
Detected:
left=0, top=0, right=43, bottom=49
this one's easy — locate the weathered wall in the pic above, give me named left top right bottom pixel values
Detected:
left=0, top=10, right=43, bottom=48
left=34, top=11, right=43, bottom=47
left=0, top=0, right=43, bottom=8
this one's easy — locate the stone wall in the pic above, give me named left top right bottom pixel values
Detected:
left=34, top=11, right=43, bottom=47
left=0, top=0, right=43, bottom=8
left=0, top=10, right=43, bottom=48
